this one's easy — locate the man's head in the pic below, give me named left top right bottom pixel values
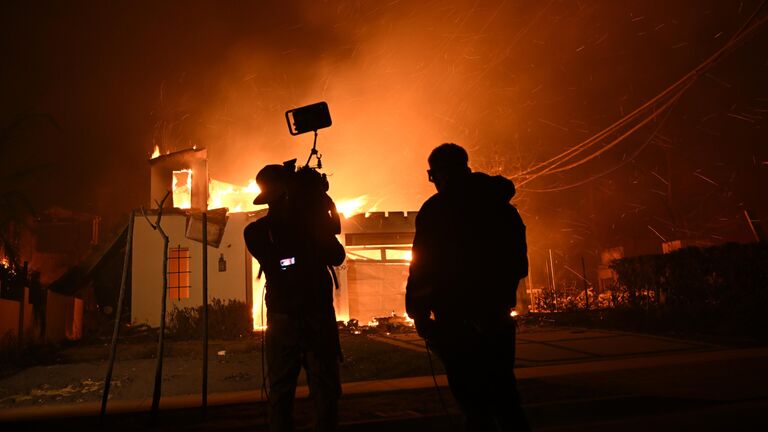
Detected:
left=427, top=143, right=471, bottom=192
left=252, top=164, right=288, bottom=205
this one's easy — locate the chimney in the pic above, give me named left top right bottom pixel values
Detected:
left=149, top=148, right=208, bottom=210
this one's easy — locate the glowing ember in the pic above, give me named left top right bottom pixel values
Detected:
left=172, top=169, right=193, bottom=209
left=335, top=195, right=368, bottom=218
left=150, top=145, right=160, bottom=159
left=510, top=310, right=519, bottom=317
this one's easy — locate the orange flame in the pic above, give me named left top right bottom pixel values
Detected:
left=172, top=169, right=193, bottom=209
left=151, top=145, right=160, bottom=159
left=252, top=264, right=267, bottom=332
left=403, top=312, right=415, bottom=326
left=209, top=179, right=264, bottom=212
left=335, top=195, right=369, bottom=218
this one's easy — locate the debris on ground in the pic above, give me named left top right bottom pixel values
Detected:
left=339, top=313, right=415, bottom=336
left=0, top=378, right=122, bottom=404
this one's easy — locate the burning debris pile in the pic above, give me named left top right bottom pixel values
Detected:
left=339, top=312, right=415, bottom=336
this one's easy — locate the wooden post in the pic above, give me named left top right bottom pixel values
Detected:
left=581, top=256, right=589, bottom=311
left=548, top=249, right=557, bottom=312
left=142, top=191, right=171, bottom=417
left=202, top=212, right=208, bottom=415
left=526, top=261, right=534, bottom=313
left=101, top=211, right=135, bottom=419
left=41, top=288, right=47, bottom=343
left=151, top=228, right=169, bottom=415
left=18, top=288, right=25, bottom=351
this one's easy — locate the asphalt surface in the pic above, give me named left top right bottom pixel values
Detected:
left=2, top=328, right=767, bottom=431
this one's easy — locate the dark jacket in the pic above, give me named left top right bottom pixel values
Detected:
left=405, top=172, right=527, bottom=323
left=244, top=208, right=345, bottom=316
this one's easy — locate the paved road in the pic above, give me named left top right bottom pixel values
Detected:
left=3, top=327, right=766, bottom=431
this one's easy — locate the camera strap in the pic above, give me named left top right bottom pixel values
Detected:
left=328, top=265, right=340, bottom=290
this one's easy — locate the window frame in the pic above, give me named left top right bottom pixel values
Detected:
left=167, top=245, right=191, bottom=300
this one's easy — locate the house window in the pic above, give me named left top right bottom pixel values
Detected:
left=168, top=246, right=191, bottom=300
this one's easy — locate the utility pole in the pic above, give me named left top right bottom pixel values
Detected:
left=548, top=249, right=556, bottom=312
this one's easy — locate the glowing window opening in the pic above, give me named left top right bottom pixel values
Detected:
left=345, top=245, right=412, bottom=263
left=172, top=170, right=193, bottom=209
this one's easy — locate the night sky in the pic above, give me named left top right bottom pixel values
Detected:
left=2, top=1, right=767, bottom=280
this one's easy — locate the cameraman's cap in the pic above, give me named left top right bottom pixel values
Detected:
left=253, top=164, right=287, bottom=205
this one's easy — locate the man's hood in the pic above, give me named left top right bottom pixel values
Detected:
left=468, top=172, right=516, bottom=203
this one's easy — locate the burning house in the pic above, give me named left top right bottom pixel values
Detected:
left=131, top=148, right=416, bottom=328
left=335, top=211, right=416, bottom=325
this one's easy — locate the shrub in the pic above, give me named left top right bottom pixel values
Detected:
left=609, top=242, right=768, bottom=340
left=168, top=298, right=253, bottom=340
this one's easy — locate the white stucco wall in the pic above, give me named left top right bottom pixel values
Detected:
left=130, top=210, right=417, bottom=328
left=131, top=212, right=256, bottom=327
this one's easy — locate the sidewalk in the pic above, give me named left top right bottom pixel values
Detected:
left=2, top=327, right=766, bottom=431
left=369, top=326, right=720, bottom=365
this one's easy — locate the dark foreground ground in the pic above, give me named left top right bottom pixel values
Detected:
left=2, top=326, right=767, bottom=431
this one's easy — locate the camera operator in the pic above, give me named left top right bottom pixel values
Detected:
left=244, top=163, right=346, bottom=432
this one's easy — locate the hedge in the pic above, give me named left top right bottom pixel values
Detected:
left=609, top=242, right=768, bottom=339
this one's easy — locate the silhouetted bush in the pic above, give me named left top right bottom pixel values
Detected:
left=168, top=298, right=253, bottom=340
left=608, top=242, right=768, bottom=341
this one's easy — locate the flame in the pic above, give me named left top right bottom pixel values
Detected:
left=336, top=195, right=368, bottom=218
left=169, top=169, right=266, bottom=212
left=172, top=169, right=193, bottom=209
left=403, top=312, right=415, bottom=326
left=209, top=179, right=264, bottom=212
left=252, top=259, right=268, bottom=331
left=151, top=145, right=160, bottom=159
left=244, top=179, right=259, bottom=193
left=171, top=171, right=374, bottom=215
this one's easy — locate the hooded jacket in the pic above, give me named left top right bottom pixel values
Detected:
left=405, top=172, right=527, bottom=323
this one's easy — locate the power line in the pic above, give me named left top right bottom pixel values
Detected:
left=520, top=81, right=689, bottom=192
left=514, top=3, right=768, bottom=190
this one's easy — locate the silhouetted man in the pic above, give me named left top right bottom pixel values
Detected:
left=406, top=143, right=530, bottom=431
left=244, top=163, right=346, bottom=432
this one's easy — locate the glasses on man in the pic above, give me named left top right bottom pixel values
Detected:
left=427, top=170, right=435, bottom=183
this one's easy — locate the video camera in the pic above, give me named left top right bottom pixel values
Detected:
left=279, top=102, right=341, bottom=237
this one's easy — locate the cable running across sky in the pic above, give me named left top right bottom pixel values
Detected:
left=515, top=2, right=768, bottom=191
